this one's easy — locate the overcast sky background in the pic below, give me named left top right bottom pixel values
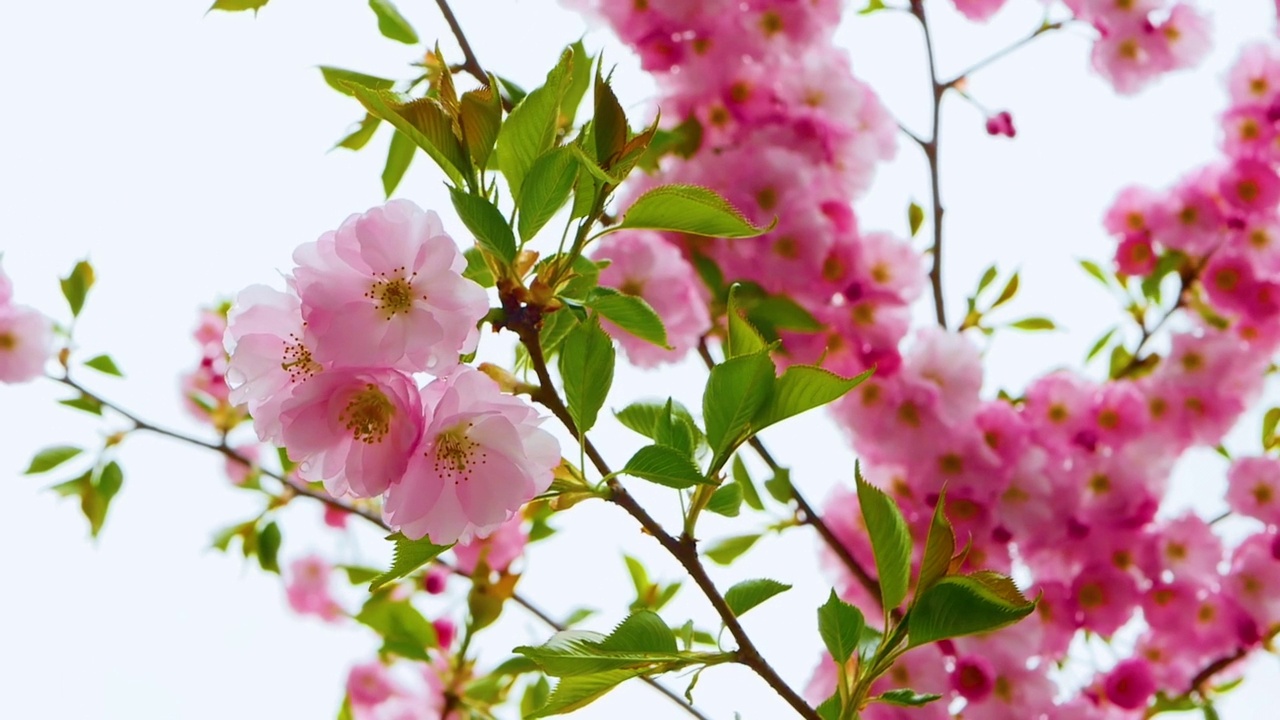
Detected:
left=1, top=0, right=1278, bottom=718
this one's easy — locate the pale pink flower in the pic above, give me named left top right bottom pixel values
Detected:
left=225, top=284, right=322, bottom=443
left=1227, top=456, right=1280, bottom=525
left=0, top=304, right=53, bottom=384
left=384, top=366, right=560, bottom=545
left=1115, top=233, right=1156, bottom=275
left=901, top=327, right=983, bottom=427
left=285, top=555, right=343, bottom=622
left=952, top=0, right=1007, bottom=22
left=1072, top=562, right=1140, bottom=636
left=1103, top=658, right=1157, bottom=710
left=1227, top=531, right=1280, bottom=630
left=223, top=444, right=260, bottom=486
left=1157, top=4, right=1211, bottom=71
left=593, top=231, right=711, bottom=368
left=1228, top=44, right=1280, bottom=107
left=277, top=367, right=425, bottom=499
left=1104, top=186, right=1162, bottom=237
left=292, top=200, right=488, bottom=375
left=0, top=259, right=13, bottom=306
left=1090, top=19, right=1171, bottom=96
left=453, top=514, right=527, bottom=575
left=348, top=661, right=399, bottom=708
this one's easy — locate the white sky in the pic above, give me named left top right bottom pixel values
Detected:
left=1, top=0, right=1277, bottom=718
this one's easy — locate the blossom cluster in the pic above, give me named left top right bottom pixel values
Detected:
left=225, top=200, right=560, bottom=545
left=0, top=261, right=52, bottom=384
left=821, top=46, right=1280, bottom=719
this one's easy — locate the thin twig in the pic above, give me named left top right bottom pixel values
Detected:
left=941, top=21, right=1064, bottom=89
left=431, top=0, right=488, bottom=85
left=52, top=373, right=709, bottom=719
left=516, top=323, right=821, bottom=720
left=909, top=0, right=947, bottom=328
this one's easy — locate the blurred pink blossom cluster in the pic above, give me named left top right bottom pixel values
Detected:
left=225, top=200, right=560, bottom=545
left=1064, top=0, right=1211, bottom=94
left=0, top=260, right=52, bottom=384
left=345, top=657, right=453, bottom=720
left=821, top=46, right=1280, bottom=719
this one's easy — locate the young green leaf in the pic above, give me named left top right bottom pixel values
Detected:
left=907, top=573, right=1036, bottom=647
left=381, top=130, right=415, bottom=197
left=763, top=467, right=793, bottom=504
left=706, top=483, right=743, bottom=517
left=518, top=147, right=578, bottom=241
left=348, top=86, right=468, bottom=187
left=1264, top=407, right=1280, bottom=450
left=559, top=40, right=594, bottom=128
left=61, top=260, right=95, bottom=318
left=319, top=66, right=394, bottom=96
left=874, top=690, right=944, bottom=708
left=1079, top=259, right=1111, bottom=287
left=529, top=669, right=644, bottom=718
left=593, top=68, right=628, bottom=167
left=753, top=365, right=874, bottom=432
left=614, top=184, right=771, bottom=238
left=495, top=49, right=574, bottom=198
left=335, top=114, right=381, bottom=151
left=516, top=613, right=686, bottom=678
left=584, top=288, right=669, bottom=348
left=356, top=597, right=438, bottom=661
left=1086, top=327, right=1117, bottom=362
left=1009, top=317, right=1056, bottom=331
left=723, top=578, right=791, bottom=617
left=704, top=534, right=760, bottom=565
left=746, top=294, right=823, bottom=334
left=621, top=445, right=708, bottom=489
left=726, top=284, right=767, bottom=359
left=856, top=465, right=913, bottom=613
left=59, top=395, right=103, bottom=416
left=817, top=590, right=864, bottom=664
left=459, top=81, right=503, bottom=168
left=703, top=352, right=775, bottom=471
left=367, top=0, right=418, bottom=44
left=908, top=202, right=925, bottom=237
left=732, top=455, right=764, bottom=511
left=257, top=520, right=282, bottom=573
left=915, top=489, right=955, bottom=598
left=992, top=272, right=1020, bottom=307
left=624, top=555, right=650, bottom=597
left=25, top=446, right=83, bottom=474
left=976, top=264, right=998, bottom=295
left=449, top=188, right=517, bottom=264
left=209, top=0, right=269, bottom=11
left=559, top=317, right=615, bottom=436
left=370, top=534, right=453, bottom=590
left=462, top=247, right=495, bottom=288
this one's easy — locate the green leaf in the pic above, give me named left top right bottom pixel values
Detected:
left=335, top=114, right=381, bottom=151
left=496, top=49, right=574, bottom=199
left=60, top=394, right=103, bottom=415
left=371, top=534, right=453, bottom=590
left=622, top=445, right=708, bottom=489
left=992, top=272, right=1019, bottom=308
left=599, top=611, right=678, bottom=653
left=856, top=465, right=912, bottom=613
left=723, top=579, right=790, bottom=617
left=336, top=695, right=354, bottom=720
left=908, top=202, right=924, bottom=237
left=907, top=573, right=1036, bottom=647
left=1079, top=259, right=1111, bottom=287
left=1009, top=317, right=1056, bottom=331
left=559, top=317, right=615, bottom=436
left=726, top=284, right=767, bottom=359
left=530, top=669, right=644, bottom=717
left=704, top=534, right=759, bottom=565
left=816, top=694, right=842, bottom=720
left=462, top=247, right=495, bottom=288
left=624, top=555, right=650, bottom=597
left=319, top=66, right=394, bottom=96
left=706, top=483, right=743, bottom=517
left=859, top=0, right=887, bottom=14
left=763, top=467, right=793, bottom=504
left=1086, top=327, right=1117, bottom=362
left=367, top=0, right=418, bottom=43
left=459, top=82, right=503, bottom=168
left=516, top=612, right=686, bottom=678
left=1265, top=407, right=1280, bottom=450
left=25, top=446, right=82, bottom=474
left=522, top=675, right=552, bottom=717
left=209, top=0, right=269, bottom=11
left=61, top=260, right=94, bottom=318
left=560, top=40, right=594, bottom=128
left=636, top=115, right=703, bottom=172
left=449, top=188, right=517, bottom=264
left=874, top=689, right=944, bottom=707
left=518, top=147, right=578, bottom=241
left=614, top=399, right=701, bottom=459
left=341, top=565, right=383, bottom=585
left=703, top=352, right=775, bottom=472
left=615, top=184, right=771, bottom=238
left=747, top=295, right=823, bottom=334
left=97, top=461, right=124, bottom=503
left=976, top=265, right=998, bottom=295
left=356, top=597, right=438, bottom=661
left=348, top=86, right=468, bottom=187
left=817, top=589, right=864, bottom=664
left=732, top=455, right=764, bottom=511
left=753, top=365, right=873, bottom=432
left=257, top=521, right=281, bottom=573
left=915, top=489, right=955, bottom=599
left=593, top=68, right=628, bottom=167
left=585, top=288, right=669, bottom=348
left=1109, top=343, right=1133, bottom=380
left=381, top=130, right=415, bottom=197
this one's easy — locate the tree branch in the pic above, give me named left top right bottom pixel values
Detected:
left=909, top=0, right=947, bottom=328
left=431, top=0, right=488, bottom=85
left=49, top=373, right=709, bottom=720
left=940, top=20, right=1064, bottom=90
left=515, top=322, right=821, bottom=720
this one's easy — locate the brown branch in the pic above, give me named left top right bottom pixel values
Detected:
left=940, top=20, right=1064, bottom=90
left=431, top=0, right=488, bottom=85
left=515, top=323, right=821, bottom=720
left=909, top=0, right=947, bottom=329
left=52, top=373, right=709, bottom=719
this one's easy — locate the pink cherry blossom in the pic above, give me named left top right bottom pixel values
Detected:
left=1227, top=456, right=1280, bottom=525
left=292, top=200, right=488, bottom=375
left=1219, top=157, right=1280, bottom=214
left=0, top=304, right=53, bottom=384
left=1103, top=658, right=1157, bottom=710
left=285, top=555, right=343, bottom=622
left=453, top=514, right=527, bottom=575
left=592, top=230, right=711, bottom=368
left=0, top=260, right=12, bottom=306
left=952, top=0, right=1007, bottom=22
left=277, top=367, right=425, bottom=499
left=225, top=284, right=321, bottom=443
left=951, top=654, right=995, bottom=702
left=348, top=661, right=399, bottom=708
left=223, top=444, right=260, bottom=486
left=384, top=366, right=559, bottom=545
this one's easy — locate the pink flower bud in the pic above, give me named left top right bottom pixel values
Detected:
left=984, top=111, right=1016, bottom=138
left=433, top=618, right=457, bottom=649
